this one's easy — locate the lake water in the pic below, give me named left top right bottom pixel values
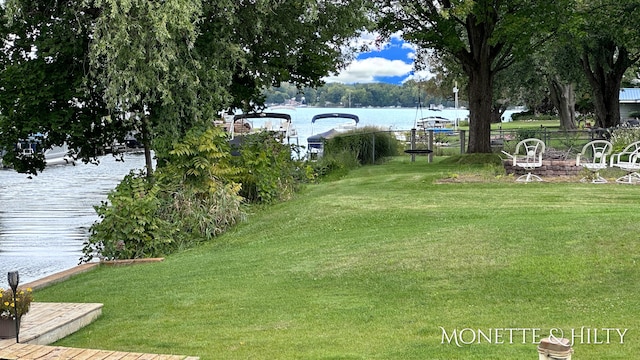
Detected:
left=259, top=106, right=523, bottom=150
left=0, top=153, right=147, bottom=288
left=0, top=107, right=524, bottom=288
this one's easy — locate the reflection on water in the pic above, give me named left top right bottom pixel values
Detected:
left=0, top=153, right=147, bottom=288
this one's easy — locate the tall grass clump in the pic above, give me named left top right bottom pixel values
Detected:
left=309, top=148, right=360, bottom=181
left=324, top=126, right=400, bottom=165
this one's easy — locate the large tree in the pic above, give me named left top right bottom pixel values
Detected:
left=0, top=1, right=122, bottom=174
left=374, top=0, right=567, bottom=153
left=90, top=0, right=371, bottom=175
left=0, top=0, right=370, bottom=175
left=575, top=0, right=640, bottom=128
left=219, top=1, right=371, bottom=112
left=89, top=0, right=205, bottom=176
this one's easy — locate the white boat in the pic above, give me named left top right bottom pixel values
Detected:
left=415, top=116, right=453, bottom=131
left=307, top=113, right=360, bottom=160
left=227, top=112, right=297, bottom=141
left=17, top=139, right=76, bottom=166
left=224, top=112, right=300, bottom=156
left=43, top=143, right=76, bottom=166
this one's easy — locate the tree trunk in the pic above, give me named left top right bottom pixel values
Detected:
left=465, top=61, right=494, bottom=153
left=457, top=10, right=499, bottom=154
left=580, top=42, right=633, bottom=128
left=140, top=114, right=154, bottom=180
left=548, top=77, right=577, bottom=130
left=585, top=69, right=623, bottom=128
left=491, top=103, right=507, bottom=123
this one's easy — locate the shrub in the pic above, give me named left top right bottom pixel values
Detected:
left=610, top=127, right=640, bottom=153
left=82, top=172, right=175, bottom=262
left=511, top=112, right=559, bottom=121
left=157, top=125, right=245, bottom=242
left=233, top=131, right=305, bottom=203
left=310, top=149, right=360, bottom=180
left=81, top=125, right=245, bottom=262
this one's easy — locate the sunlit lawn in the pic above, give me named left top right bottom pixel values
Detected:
left=35, top=156, right=640, bottom=359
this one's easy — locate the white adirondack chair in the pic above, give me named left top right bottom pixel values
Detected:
left=576, top=140, right=612, bottom=183
left=610, top=141, right=640, bottom=184
left=501, top=138, right=546, bottom=182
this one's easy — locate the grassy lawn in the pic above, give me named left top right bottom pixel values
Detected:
left=493, top=119, right=561, bottom=130
left=35, top=156, right=640, bottom=359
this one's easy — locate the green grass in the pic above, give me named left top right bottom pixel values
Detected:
left=493, top=119, right=560, bottom=130
left=35, top=157, right=640, bottom=359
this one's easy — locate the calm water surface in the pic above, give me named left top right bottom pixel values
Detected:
left=0, top=153, right=147, bottom=288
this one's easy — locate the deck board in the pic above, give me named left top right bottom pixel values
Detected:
left=0, top=343, right=198, bottom=360
left=0, top=303, right=103, bottom=347
left=0, top=303, right=198, bottom=360
left=0, top=265, right=197, bottom=360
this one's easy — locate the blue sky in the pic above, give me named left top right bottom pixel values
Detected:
left=323, top=34, right=430, bottom=85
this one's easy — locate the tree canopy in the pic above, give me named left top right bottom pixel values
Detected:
left=0, top=1, right=121, bottom=174
left=0, top=0, right=371, bottom=174
left=374, top=0, right=568, bottom=153
left=574, top=0, right=640, bottom=128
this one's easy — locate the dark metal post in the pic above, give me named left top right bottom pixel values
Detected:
left=7, top=271, right=19, bottom=343
left=410, top=128, right=416, bottom=162
left=372, top=133, right=376, bottom=164
left=428, top=130, right=434, bottom=163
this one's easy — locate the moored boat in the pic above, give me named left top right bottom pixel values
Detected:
left=223, top=112, right=300, bottom=156
left=16, top=140, right=76, bottom=166
left=415, top=116, right=453, bottom=132
left=307, top=113, right=360, bottom=160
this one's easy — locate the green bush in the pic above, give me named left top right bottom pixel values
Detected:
left=511, top=112, right=558, bottom=121
left=81, top=125, right=245, bottom=262
left=233, top=131, right=306, bottom=203
left=310, top=149, right=360, bottom=181
left=82, top=171, right=175, bottom=262
left=610, top=127, right=640, bottom=153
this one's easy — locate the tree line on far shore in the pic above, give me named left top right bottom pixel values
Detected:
left=264, top=81, right=462, bottom=109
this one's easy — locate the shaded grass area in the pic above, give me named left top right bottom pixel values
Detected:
left=36, top=156, right=640, bottom=359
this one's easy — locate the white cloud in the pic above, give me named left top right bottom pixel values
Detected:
left=324, top=57, right=413, bottom=84
left=324, top=31, right=435, bottom=84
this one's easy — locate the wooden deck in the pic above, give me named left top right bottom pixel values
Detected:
left=0, top=303, right=103, bottom=346
left=0, top=262, right=197, bottom=360
left=0, top=303, right=198, bottom=360
left=0, top=343, right=200, bottom=360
